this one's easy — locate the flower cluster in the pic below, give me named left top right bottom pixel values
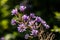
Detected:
left=11, top=4, right=50, bottom=39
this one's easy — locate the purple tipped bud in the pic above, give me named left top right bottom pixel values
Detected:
left=19, top=6, right=26, bottom=12
left=30, top=13, right=35, bottom=18
left=25, top=34, right=29, bottom=39
left=46, top=25, right=50, bottom=29
left=22, top=15, right=29, bottom=21
left=30, top=30, right=38, bottom=37
left=11, top=19, right=16, bottom=25
left=41, top=20, right=50, bottom=29
left=43, top=24, right=50, bottom=29
left=35, top=17, right=41, bottom=22
left=11, top=8, right=18, bottom=15
left=17, top=24, right=26, bottom=32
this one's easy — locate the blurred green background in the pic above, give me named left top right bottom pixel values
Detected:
left=0, top=0, right=60, bottom=40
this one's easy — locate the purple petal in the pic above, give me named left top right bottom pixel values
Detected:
left=35, top=17, right=41, bottom=22
left=31, top=30, right=38, bottom=37
left=22, top=15, right=29, bottom=21
left=43, top=24, right=50, bottom=29
left=30, top=13, right=35, bottom=18
left=29, top=20, right=35, bottom=26
left=11, top=8, right=18, bottom=15
left=19, top=6, right=26, bottom=12
left=25, top=34, right=29, bottom=39
left=17, top=24, right=26, bottom=32
left=11, top=19, right=16, bottom=25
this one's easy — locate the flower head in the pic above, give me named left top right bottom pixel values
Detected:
left=11, top=19, right=16, bottom=25
left=25, top=34, right=29, bottom=39
left=40, top=20, right=50, bottom=29
left=30, top=29, right=38, bottom=37
left=30, top=13, right=35, bottom=18
left=19, top=6, right=26, bottom=12
left=17, top=24, right=27, bottom=32
left=11, top=8, right=18, bottom=15
left=43, top=24, right=50, bottom=29
left=22, top=15, right=29, bottom=21
left=35, top=17, right=41, bottom=22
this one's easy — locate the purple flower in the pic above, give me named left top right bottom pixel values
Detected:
left=25, top=34, right=29, bottom=39
left=30, top=13, right=35, bottom=18
left=35, top=17, right=41, bottom=22
left=11, top=19, right=16, bottom=25
left=19, top=6, right=26, bottom=12
left=0, top=37, right=4, bottom=40
left=35, top=16, right=50, bottom=29
left=17, top=24, right=27, bottom=32
left=22, top=15, right=29, bottom=21
left=28, top=21, right=38, bottom=29
left=43, top=24, right=50, bottom=29
left=30, top=30, right=38, bottom=37
left=11, top=8, right=18, bottom=15
left=40, top=20, right=50, bottom=29
left=28, top=20, right=35, bottom=26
